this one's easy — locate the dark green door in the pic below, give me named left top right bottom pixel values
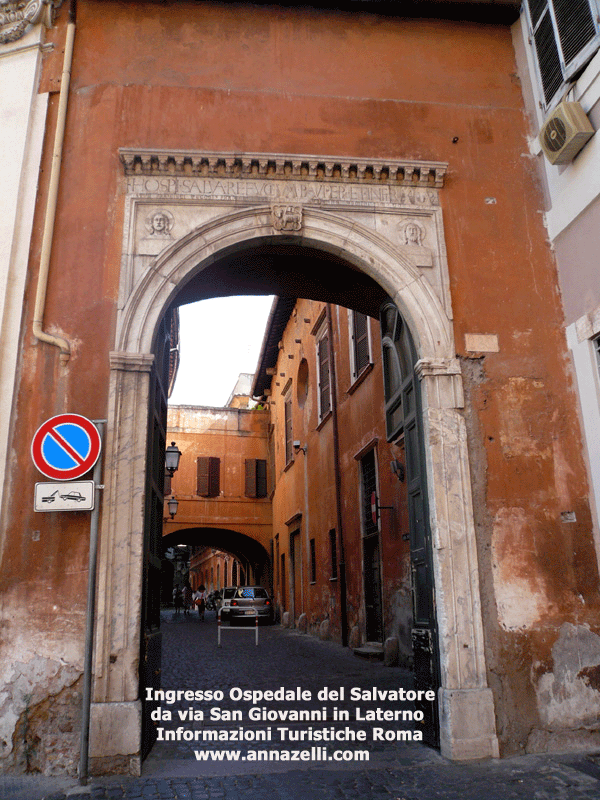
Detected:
left=140, top=310, right=173, bottom=759
left=380, top=301, right=440, bottom=748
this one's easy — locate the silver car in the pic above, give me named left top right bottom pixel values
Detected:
left=229, top=586, right=273, bottom=624
left=217, top=586, right=237, bottom=621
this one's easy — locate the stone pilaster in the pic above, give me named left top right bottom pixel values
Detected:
left=89, top=352, right=154, bottom=774
left=416, top=357, right=499, bottom=760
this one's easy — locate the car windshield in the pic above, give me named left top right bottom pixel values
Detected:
left=222, top=588, right=236, bottom=599
left=234, top=587, right=268, bottom=598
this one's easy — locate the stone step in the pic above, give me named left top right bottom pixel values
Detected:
left=353, top=642, right=384, bottom=660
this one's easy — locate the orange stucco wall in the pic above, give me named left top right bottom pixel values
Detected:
left=164, top=405, right=272, bottom=556
left=268, top=300, right=413, bottom=658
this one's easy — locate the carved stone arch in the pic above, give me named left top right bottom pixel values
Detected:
left=92, top=175, right=499, bottom=773
left=116, top=205, right=453, bottom=362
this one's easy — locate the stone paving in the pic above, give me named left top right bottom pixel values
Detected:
left=3, top=609, right=600, bottom=799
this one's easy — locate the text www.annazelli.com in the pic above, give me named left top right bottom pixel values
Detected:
left=194, top=748, right=369, bottom=762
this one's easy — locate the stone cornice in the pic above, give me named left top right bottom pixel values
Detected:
left=109, top=351, right=155, bottom=373
left=415, top=357, right=462, bottom=379
left=119, top=149, right=447, bottom=188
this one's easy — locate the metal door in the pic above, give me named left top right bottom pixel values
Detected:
left=290, top=530, right=302, bottom=625
left=380, top=300, right=440, bottom=748
left=363, top=535, right=383, bottom=642
left=360, top=449, right=384, bottom=643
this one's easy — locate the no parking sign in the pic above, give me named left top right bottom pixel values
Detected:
left=31, top=414, right=101, bottom=481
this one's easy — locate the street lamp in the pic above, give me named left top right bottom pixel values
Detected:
left=165, top=441, right=182, bottom=477
left=167, top=495, right=179, bottom=519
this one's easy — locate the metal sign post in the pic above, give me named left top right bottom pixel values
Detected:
left=78, top=420, right=105, bottom=786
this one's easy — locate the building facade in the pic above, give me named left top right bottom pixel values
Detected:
left=254, top=299, right=413, bottom=663
left=1, top=0, right=600, bottom=778
left=513, top=0, right=600, bottom=559
left=164, top=403, right=272, bottom=588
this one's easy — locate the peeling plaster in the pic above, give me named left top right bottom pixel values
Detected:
left=0, top=654, right=81, bottom=770
left=492, top=507, right=558, bottom=631
left=497, top=377, right=552, bottom=460
left=535, top=623, right=600, bottom=730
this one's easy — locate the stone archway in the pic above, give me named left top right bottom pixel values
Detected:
left=89, top=150, right=499, bottom=773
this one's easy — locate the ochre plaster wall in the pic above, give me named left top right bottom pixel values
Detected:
left=268, top=300, right=412, bottom=657
left=164, top=405, right=272, bottom=555
left=1, top=0, right=599, bottom=774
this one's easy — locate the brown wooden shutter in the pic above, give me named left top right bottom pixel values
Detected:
left=284, top=399, right=293, bottom=464
left=245, top=459, right=257, bottom=497
left=352, top=312, right=370, bottom=376
left=256, top=458, right=267, bottom=497
left=209, top=457, right=220, bottom=496
left=317, top=334, right=331, bottom=418
left=245, top=458, right=268, bottom=498
left=197, top=456, right=220, bottom=496
left=197, top=457, right=209, bottom=496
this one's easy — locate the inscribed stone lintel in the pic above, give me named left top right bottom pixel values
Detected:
left=118, top=148, right=454, bottom=340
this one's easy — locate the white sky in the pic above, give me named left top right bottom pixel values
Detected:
left=168, top=295, right=275, bottom=407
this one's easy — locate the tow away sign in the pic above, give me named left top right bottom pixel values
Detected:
left=34, top=481, right=95, bottom=512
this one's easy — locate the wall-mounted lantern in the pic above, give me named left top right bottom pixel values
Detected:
left=167, top=495, right=179, bottom=519
left=165, top=441, right=182, bottom=477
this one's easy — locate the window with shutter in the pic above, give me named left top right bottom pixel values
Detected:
left=361, top=449, right=379, bottom=537
left=245, top=458, right=268, bottom=498
left=329, top=529, right=338, bottom=580
left=317, top=332, right=331, bottom=420
left=284, top=398, right=293, bottom=466
left=196, top=456, right=220, bottom=496
left=351, top=310, right=371, bottom=379
left=524, top=0, right=600, bottom=107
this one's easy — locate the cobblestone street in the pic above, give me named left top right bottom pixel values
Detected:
left=3, top=610, right=600, bottom=799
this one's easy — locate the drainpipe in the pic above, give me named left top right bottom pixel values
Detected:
left=32, top=0, right=76, bottom=365
left=326, top=304, right=349, bottom=647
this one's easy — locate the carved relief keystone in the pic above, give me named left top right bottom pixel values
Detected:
left=271, top=204, right=303, bottom=232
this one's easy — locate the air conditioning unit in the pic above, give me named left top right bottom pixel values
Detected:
left=539, top=101, right=594, bottom=165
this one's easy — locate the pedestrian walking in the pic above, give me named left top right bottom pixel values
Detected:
left=193, top=584, right=207, bottom=620
left=182, top=583, right=193, bottom=615
left=172, top=584, right=183, bottom=616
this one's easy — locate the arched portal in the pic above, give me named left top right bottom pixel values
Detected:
left=91, top=153, right=499, bottom=772
left=162, top=527, right=271, bottom=587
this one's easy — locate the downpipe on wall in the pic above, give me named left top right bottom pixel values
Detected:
left=32, top=0, right=76, bottom=365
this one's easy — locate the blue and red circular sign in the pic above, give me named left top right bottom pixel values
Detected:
left=31, top=414, right=101, bottom=481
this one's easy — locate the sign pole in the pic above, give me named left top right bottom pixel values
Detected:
left=78, top=420, right=105, bottom=786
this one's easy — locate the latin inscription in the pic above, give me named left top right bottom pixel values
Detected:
left=126, top=176, right=438, bottom=208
